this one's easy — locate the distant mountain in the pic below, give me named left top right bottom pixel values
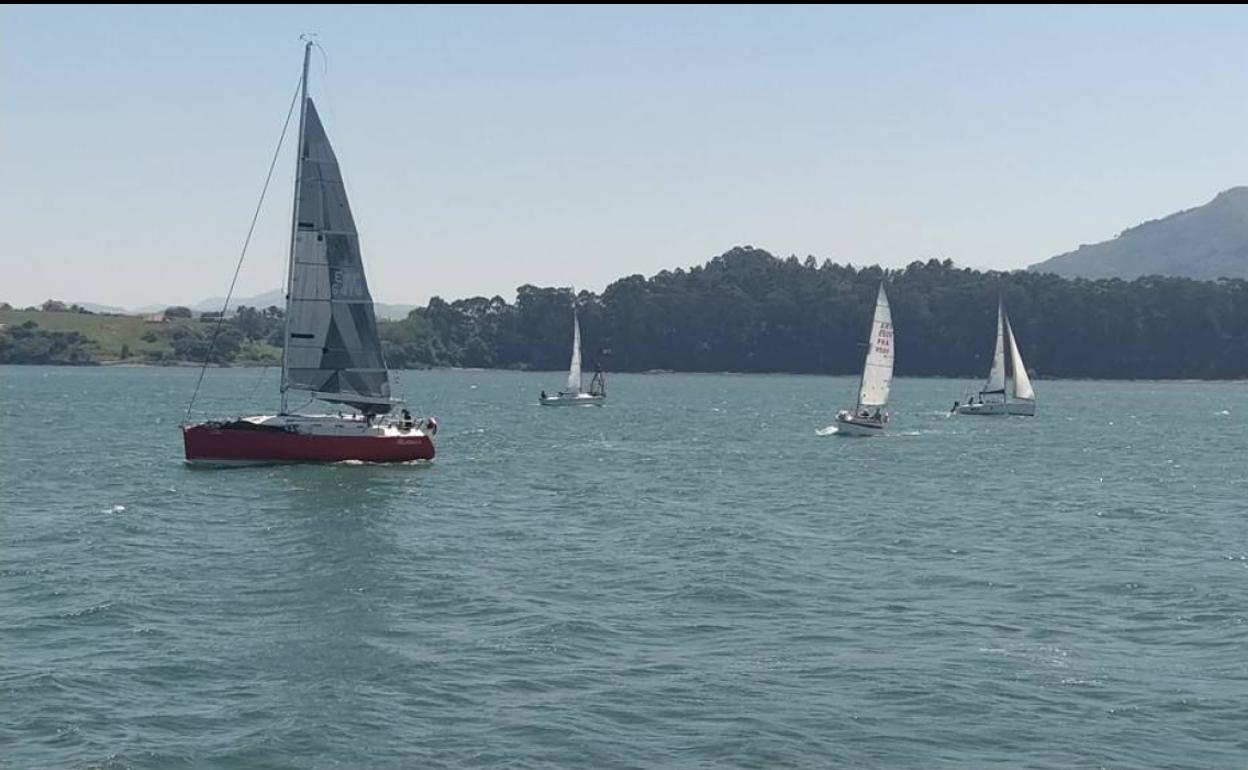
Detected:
left=191, top=288, right=416, bottom=321
left=129, top=303, right=170, bottom=314
left=66, top=289, right=415, bottom=320
left=1029, top=187, right=1248, bottom=280
left=192, top=288, right=286, bottom=313
left=73, top=301, right=128, bottom=314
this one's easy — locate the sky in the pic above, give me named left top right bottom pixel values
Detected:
left=4, top=5, right=1248, bottom=309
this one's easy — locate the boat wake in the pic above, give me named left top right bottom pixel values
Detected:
left=817, top=425, right=925, bottom=437
left=332, top=458, right=434, bottom=467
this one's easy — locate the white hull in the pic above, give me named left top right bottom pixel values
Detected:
left=834, top=410, right=887, bottom=437
left=540, top=393, right=605, bottom=407
left=956, top=400, right=1035, bottom=417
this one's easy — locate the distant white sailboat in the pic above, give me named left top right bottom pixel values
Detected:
left=540, top=304, right=606, bottom=406
left=834, top=283, right=894, bottom=436
left=956, top=299, right=1036, bottom=416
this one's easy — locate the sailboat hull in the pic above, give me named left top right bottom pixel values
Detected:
left=956, top=401, right=1036, bottom=416
left=834, top=411, right=887, bottom=437
left=182, top=415, right=435, bottom=465
left=539, top=393, right=605, bottom=407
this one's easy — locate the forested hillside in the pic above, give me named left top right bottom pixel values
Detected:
left=380, top=247, right=1248, bottom=380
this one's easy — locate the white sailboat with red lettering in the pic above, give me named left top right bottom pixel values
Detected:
left=182, top=40, right=436, bottom=465
left=834, top=283, right=895, bottom=437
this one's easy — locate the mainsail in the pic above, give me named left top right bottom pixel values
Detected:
left=1006, top=315, right=1035, bottom=401
left=982, top=300, right=1006, bottom=395
left=282, top=99, right=391, bottom=414
left=567, top=309, right=583, bottom=394
left=857, top=284, right=894, bottom=408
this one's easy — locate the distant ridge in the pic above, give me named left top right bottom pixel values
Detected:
left=191, top=288, right=286, bottom=313
left=1029, top=187, right=1248, bottom=280
left=73, top=301, right=128, bottom=314
left=103, top=289, right=416, bottom=321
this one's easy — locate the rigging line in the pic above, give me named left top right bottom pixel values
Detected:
left=309, top=41, right=333, bottom=124
left=310, top=40, right=349, bottom=203
left=246, top=361, right=274, bottom=403
left=281, top=42, right=318, bottom=299
left=312, top=41, right=330, bottom=110
left=310, top=40, right=350, bottom=218
left=184, top=75, right=303, bottom=424
left=392, top=367, right=406, bottom=406
left=312, top=39, right=329, bottom=80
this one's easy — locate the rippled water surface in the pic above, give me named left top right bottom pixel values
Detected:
left=3, top=366, right=1247, bottom=768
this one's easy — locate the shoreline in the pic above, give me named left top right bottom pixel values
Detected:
left=3, top=361, right=1247, bottom=384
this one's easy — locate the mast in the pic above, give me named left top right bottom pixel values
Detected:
left=981, top=297, right=1006, bottom=402
left=567, top=304, right=583, bottom=394
left=280, top=39, right=313, bottom=414
left=855, top=335, right=867, bottom=413
left=1003, top=304, right=1012, bottom=405
left=854, top=285, right=871, bottom=410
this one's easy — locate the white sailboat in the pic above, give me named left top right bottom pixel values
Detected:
left=956, top=299, right=1036, bottom=416
left=834, top=283, right=894, bottom=437
left=540, top=305, right=606, bottom=406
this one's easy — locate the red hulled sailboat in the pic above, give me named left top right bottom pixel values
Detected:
left=183, top=40, right=435, bottom=465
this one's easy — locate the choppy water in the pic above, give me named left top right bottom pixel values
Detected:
left=2, top=365, right=1247, bottom=769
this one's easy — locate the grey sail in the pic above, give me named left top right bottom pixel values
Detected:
left=282, top=99, right=392, bottom=413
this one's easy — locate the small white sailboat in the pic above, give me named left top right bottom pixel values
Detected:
left=540, top=305, right=606, bottom=406
left=834, top=283, right=894, bottom=437
left=956, top=299, right=1036, bottom=416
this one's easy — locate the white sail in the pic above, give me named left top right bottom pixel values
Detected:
left=857, top=284, right=894, bottom=408
left=566, top=309, right=583, bottom=393
left=982, top=300, right=1006, bottom=395
left=1006, top=315, right=1035, bottom=401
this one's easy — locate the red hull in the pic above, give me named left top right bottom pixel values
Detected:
left=183, top=424, right=435, bottom=465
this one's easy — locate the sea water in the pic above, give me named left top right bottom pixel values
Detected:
left=2, top=366, right=1246, bottom=768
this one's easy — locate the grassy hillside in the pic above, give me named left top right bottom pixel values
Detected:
left=0, top=310, right=280, bottom=364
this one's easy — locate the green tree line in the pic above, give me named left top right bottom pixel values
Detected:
left=7, top=250, right=1248, bottom=377
left=379, top=246, right=1248, bottom=379
left=0, top=321, right=98, bottom=365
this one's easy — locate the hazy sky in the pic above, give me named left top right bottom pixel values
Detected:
left=5, top=5, right=1248, bottom=308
